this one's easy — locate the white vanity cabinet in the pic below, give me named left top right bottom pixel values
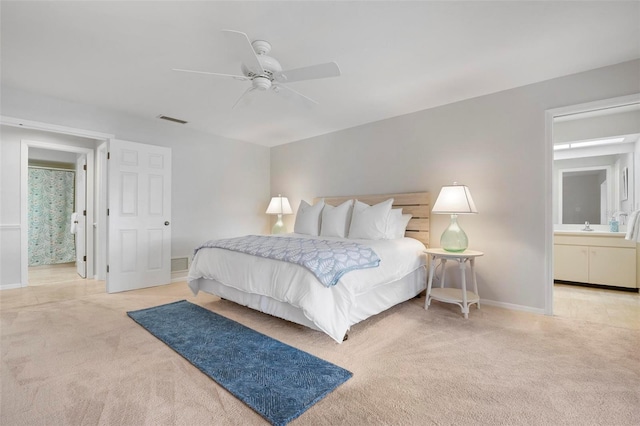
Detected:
left=554, top=233, right=637, bottom=289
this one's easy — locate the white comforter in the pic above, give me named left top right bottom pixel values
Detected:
left=188, top=233, right=426, bottom=342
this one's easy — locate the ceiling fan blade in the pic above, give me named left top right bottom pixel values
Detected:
left=273, top=83, right=318, bottom=108
left=275, top=62, right=341, bottom=83
left=232, top=87, right=257, bottom=110
left=221, top=29, right=264, bottom=75
left=172, top=68, right=249, bottom=80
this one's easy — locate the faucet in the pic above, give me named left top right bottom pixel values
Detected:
left=582, top=221, right=593, bottom=231
left=615, top=211, right=628, bottom=226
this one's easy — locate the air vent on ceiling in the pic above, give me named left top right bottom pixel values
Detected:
left=157, top=115, right=188, bottom=124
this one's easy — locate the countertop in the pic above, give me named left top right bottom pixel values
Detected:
left=554, top=230, right=627, bottom=237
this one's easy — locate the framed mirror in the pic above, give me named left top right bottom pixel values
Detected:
left=557, top=165, right=612, bottom=224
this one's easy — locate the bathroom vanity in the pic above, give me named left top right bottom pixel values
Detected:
left=554, top=231, right=638, bottom=290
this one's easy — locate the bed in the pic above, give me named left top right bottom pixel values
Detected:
left=187, top=192, right=430, bottom=343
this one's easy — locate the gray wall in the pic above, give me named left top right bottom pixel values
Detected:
left=271, top=59, right=640, bottom=312
left=0, top=89, right=271, bottom=287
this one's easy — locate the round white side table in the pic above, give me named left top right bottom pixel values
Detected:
left=424, top=248, right=484, bottom=319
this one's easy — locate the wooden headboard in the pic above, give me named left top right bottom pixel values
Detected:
left=314, top=192, right=430, bottom=247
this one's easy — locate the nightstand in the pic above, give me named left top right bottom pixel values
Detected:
left=424, top=248, right=484, bottom=319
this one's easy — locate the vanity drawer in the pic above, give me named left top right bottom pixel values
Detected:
left=554, top=235, right=635, bottom=248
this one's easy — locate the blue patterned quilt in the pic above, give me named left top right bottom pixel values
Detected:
left=194, top=235, right=380, bottom=287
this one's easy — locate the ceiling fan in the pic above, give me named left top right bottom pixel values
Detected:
left=173, top=30, right=341, bottom=109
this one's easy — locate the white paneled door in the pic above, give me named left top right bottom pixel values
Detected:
left=75, top=154, right=87, bottom=278
left=107, top=139, right=171, bottom=293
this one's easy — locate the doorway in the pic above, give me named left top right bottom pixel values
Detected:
left=7, top=118, right=171, bottom=294
left=20, top=139, right=101, bottom=287
left=27, top=148, right=82, bottom=285
left=545, top=94, right=640, bottom=323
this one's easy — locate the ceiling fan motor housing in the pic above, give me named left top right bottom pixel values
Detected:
left=240, top=40, right=282, bottom=88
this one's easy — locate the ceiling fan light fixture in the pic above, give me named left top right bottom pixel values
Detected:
left=253, top=76, right=272, bottom=91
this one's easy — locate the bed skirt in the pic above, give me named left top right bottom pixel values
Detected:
left=189, top=265, right=426, bottom=341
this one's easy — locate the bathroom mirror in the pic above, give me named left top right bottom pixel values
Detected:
left=556, top=164, right=614, bottom=225
left=553, top=102, right=640, bottom=226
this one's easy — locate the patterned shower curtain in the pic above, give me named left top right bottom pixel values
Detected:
left=28, top=168, right=76, bottom=266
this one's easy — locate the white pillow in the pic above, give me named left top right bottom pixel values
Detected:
left=386, top=211, right=412, bottom=239
left=294, top=199, right=325, bottom=236
left=320, top=200, right=353, bottom=238
left=385, top=208, right=403, bottom=239
left=348, top=198, right=394, bottom=240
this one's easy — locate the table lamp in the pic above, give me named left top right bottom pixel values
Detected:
left=432, top=183, right=478, bottom=252
left=265, top=194, right=293, bottom=234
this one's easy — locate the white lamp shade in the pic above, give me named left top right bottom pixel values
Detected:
left=432, top=184, right=478, bottom=214
left=265, top=195, right=293, bottom=215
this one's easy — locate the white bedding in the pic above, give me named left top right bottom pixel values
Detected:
left=188, top=233, right=427, bottom=342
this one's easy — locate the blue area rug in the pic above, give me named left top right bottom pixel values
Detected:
left=127, top=300, right=352, bottom=426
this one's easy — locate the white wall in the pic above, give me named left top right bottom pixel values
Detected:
left=271, top=59, right=640, bottom=312
left=554, top=110, right=640, bottom=143
left=0, top=88, right=271, bottom=288
left=29, top=147, right=78, bottom=164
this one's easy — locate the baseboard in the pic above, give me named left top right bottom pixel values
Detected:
left=554, top=280, right=639, bottom=293
left=479, top=298, right=546, bottom=315
left=171, top=271, right=188, bottom=283
left=0, top=283, right=24, bottom=291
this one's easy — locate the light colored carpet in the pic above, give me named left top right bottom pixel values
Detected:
left=1, top=281, right=639, bottom=425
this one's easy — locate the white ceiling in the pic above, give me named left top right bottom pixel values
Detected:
left=2, top=1, right=639, bottom=147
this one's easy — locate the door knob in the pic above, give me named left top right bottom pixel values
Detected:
left=164, top=221, right=170, bottom=226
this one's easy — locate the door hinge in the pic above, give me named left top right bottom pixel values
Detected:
left=107, top=265, right=110, bottom=273
left=83, top=255, right=87, bottom=262
left=107, top=208, right=110, bottom=216
left=83, top=210, right=86, bottom=216
left=83, top=164, right=87, bottom=171
left=107, top=152, right=110, bottom=160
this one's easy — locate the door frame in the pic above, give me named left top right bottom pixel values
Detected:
left=75, top=153, right=88, bottom=278
left=2, top=116, right=114, bottom=287
left=544, top=93, right=640, bottom=315
left=95, top=141, right=109, bottom=281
